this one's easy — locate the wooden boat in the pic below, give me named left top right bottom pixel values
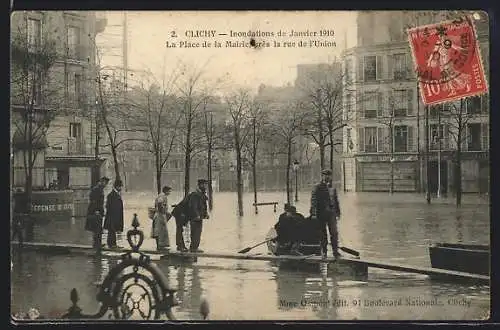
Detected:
left=265, top=227, right=367, bottom=278
left=429, top=243, right=490, bottom=276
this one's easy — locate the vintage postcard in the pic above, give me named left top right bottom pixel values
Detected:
left=10, top=10, right=490, bottom=322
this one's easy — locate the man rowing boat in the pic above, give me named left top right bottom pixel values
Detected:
left=274, top=203, right=307, bottom=255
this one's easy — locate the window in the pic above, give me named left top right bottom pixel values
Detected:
left=67, top=26, right=80, bottom=59
left=429, top=104, right=446, bottom=118
left=392, top=54, right=407, bottom=80
left=481, top=123, right=489, bottom=150
left=467, top=123, right=481, bottom=151
left=394, top=125, right=408, bottom=152
left=346, top=127, right=353, bottom=151
left=364, top=92, right=378, bottom=118
left=365, top=127, right=377, bottom=152
left=344, top=93, right=352, bottom=120
left=69, top=122, right=82, bottom=139
left=27, top=71, right=42, bottom=105
left=430, top=124, right=444, bottom=150
left=74, top=73, right=82, bottom=106
left=393, top=90, right=407, bottom=117
left=364, top=56, right=377, bottom=82
left=27, top=18, right=42, bottom=51
left=466, top=96, right=482, bottom=114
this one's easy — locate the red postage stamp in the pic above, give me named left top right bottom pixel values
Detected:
left=407, top=16, right=488, bottom=105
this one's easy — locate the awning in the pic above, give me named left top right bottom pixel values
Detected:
left=45, top=155, right=106, bottom=167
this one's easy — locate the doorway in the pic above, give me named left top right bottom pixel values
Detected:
left=57, top=167, right=70, bottom=189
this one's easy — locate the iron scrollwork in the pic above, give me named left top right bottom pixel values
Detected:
left=62, top=214, right=178, bottom=320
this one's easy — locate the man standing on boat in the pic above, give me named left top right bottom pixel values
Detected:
left=310, top=169, right=341, bottom=259
left=186, top=179, right=209, bottom=253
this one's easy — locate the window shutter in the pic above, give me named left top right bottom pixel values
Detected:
left=461, top=125, right=468, bottom=151
left=387, top=90, right=393, bottom=118
left=443, top=124, right=449, bottom=150
left=386, top=127, right=392, bottom=152
left=358, top=127, right=365, bottom=152
left=481, top=123, right=489, bottom=150
left=406, top=52, right=413, bottom=78
left=359, top=93, right=366, bottom=118
left=407, top=125, right=415, bottom=152
left=407, top=89, right=414, bottom=116
left=357, top=57, right=364, bottom=82
left=376, top=55, right=384, bottom=80
left=481, top=94, right=489, bottom=113
left=388, top=54, right=394, bottom=80
left=377, top=92, right=383, bottom=117
left=377, top=127, right=384, bottom=152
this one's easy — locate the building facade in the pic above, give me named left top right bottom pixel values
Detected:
left=342, top=11, right=489, bottom=193
left=11, top=11, right=107, bottom=215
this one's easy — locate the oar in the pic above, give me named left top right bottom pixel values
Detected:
left=238, top=237, right=276, bottom=254
left=339, top=246, right=360, bottom=257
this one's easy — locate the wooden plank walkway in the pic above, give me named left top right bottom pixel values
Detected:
left=11, top=241, right=489, bottom=285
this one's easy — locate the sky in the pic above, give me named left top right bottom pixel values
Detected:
left=96, top=11, right=358, bottom=92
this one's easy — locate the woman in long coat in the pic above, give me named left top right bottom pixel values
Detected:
left=151, top=186, right=172, bottom=250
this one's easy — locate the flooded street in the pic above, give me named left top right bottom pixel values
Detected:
left=11, top=191, right=490, bottom=320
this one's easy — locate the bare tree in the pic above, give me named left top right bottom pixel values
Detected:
left=10, top=26, right=60, bottom=214
left=225, top=89, right=253, bottom=217
left=94, top=45, right=147, bottom=182
left=128, top=79, right=182, bottom=194
left=268, top=100, right=307, bottom=205
left=447, top=99, right=472, bottom=206
left=298, top=63, right=346, bottom=172
left=200, top=96, right=227, bottom=210
left=174, top=64, right=215, bottom=197
left=242, top=100, right=268, bottom=213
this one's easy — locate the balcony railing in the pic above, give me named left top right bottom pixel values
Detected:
left=67, top=138, right=85, bottom=155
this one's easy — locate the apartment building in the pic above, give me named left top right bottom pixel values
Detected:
left=342, top=11, right=489, bottom=193
left=11, top=11, right=107, bottom=214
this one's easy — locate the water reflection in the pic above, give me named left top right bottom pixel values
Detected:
left=11, top=192, right=490, bottom=320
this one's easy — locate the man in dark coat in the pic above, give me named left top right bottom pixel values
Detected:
left=310, top=169, right=341, bottom=258
left=104, top=179, right=124, bottom=249
left=274, top=204, right=305, bottom=255
left=85, top=176, right=110, bottom=248
left=186, top=179, right=209, bottom=253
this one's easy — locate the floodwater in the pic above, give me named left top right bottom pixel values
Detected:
left=11, top=191, right=490, bottom=320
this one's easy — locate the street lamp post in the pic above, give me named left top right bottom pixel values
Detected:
left=293, top=160, right=300, bottom=203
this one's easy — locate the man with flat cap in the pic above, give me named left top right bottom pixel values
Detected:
left=186, top=179, right=210, bottom=253
left=85, top=176, right=110, bottom=249
left=310, top=169, right=341, bottom=259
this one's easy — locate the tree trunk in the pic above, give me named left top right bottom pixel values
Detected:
left=155, top=151, right=162, bottom=195
left=425, top=105, right=431, bottom=204
left=207, top=145, right=213, bottom=211
left=319, top=143, right=326, bottom=170
left=329, top=133, right=334, bottom=173
left=456, top=100, right=463, bottom=206
left=252, top=117, right=258, bottom=213
left=390, top=125, right=394, bottom=194
left=111, top=146, right=121, bottom=182
left=184, top=123, right=192, bottom=198
left=235, top=139, right=244, bottom=217
left=286, top=138, right=292, bottom=205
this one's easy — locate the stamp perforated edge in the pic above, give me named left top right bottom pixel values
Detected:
left=406, top=14, right=490, bottom=106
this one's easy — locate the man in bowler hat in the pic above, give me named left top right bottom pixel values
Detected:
left=186, top=179, right=209, bottom=253
left=104, top=179, right=124, bottom=249
left=310, top=169, right=341, bottom=258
